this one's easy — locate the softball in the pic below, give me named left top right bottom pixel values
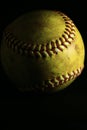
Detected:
left=0, top=10, right=85, bottom=92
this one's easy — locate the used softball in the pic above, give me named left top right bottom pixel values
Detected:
left=0, top=10, right=85, bottom=92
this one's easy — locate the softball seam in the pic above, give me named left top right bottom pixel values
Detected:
left=4, top=11, right=76, bottom=58
left=30, top=67, right=83, bottom=90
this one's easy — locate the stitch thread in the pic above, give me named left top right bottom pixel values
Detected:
left=4, top=11, right=76, bottom=58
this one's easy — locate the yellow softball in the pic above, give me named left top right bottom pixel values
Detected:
left=0, top=10, right=85, bottom=92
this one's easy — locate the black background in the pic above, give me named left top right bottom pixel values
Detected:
left=0, top=0, right=87, bottom=128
